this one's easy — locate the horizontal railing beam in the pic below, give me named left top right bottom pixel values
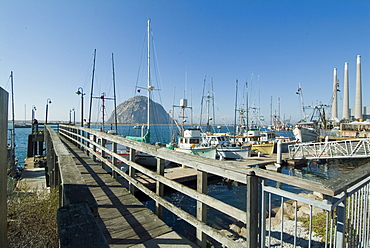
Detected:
left=60, top=125, right=334, bottom=196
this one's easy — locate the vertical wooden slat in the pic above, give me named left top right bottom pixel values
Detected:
left=196, top=170, right=207, bottom=248
left=156, top=157, right=165, bottom=219
left=129, top=147, right=136, bottom=194
left=246, top=171, right=258, bottom=248
left=112, top=142, right=117, bottom=179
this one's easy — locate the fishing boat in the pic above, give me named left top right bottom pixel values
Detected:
left=201, top=132, right=251, bottom=159
left=293, top=122, right=319, bottom=142
left=293, top=84, right=326, bottom=143
left=235, top=130, right=275, bottom=155
left=175, top=128, right=217, bottom=159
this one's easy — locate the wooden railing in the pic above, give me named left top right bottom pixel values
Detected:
left=56, top=124, right=370, bottom=248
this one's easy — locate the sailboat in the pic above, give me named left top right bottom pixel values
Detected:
left=8, top=71, right=22, bottom=178
left=127, top=19, right=168, bottom=167
left=199, top=79, right=251, bottom=159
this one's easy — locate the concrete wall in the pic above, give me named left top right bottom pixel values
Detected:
left=0, top=87, right=9, bottom=248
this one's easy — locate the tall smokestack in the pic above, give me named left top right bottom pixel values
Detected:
left=355, top=55, right=363, bottom=120
left=332, top=68, right=338, bottom=120
left=342, top=62, right=350, bottom=119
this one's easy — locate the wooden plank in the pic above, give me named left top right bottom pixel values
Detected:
left=129, top=231, right=199, bottom=248
left=57, top=202, right=109, bottom=248
left=59, top=137, right=194, bottom=247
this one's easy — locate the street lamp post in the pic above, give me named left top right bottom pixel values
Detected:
left=76, top=87, right=85, bottom=127
left=45, top=98, right=52, bottom=125
left=73, top=108, right=75, bottom=125
left=70, top=108, right=75, bottom=125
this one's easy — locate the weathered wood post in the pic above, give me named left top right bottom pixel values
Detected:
left=92, top=134, right=97, bottom=161
left=45, top=129, right=54, bottom=187
left=0, top=87, right=8, bottom=248
left=156, top=157, right=165, bottom=219
left=246, top=170, right=258, bottom=248
left=112, top=142, right=117, bottom=179
left=128, top=147, right=136, bottom=194
left=276, top=139, right=282, bottom=167
left=101, top=138, right=106, bottom=170
left=196, top=170, right=207, bottom=248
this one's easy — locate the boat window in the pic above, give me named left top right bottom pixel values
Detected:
left=190, top=138, right=200, bottom=144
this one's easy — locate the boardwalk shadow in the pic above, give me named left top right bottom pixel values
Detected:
left=63, top=141, right=171, bottom=246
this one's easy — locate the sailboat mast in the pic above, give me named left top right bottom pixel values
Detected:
left=246, top=81, right=249, bottom=131
left=10, top=71, right=15, bottom=151
left=211, top=78, right=215, bottom=126
left=147, top=19, right=151, bottom=132
left=88, top=49, right=97, bottom=128
left=112, top=53, right=118, bottom=132
left=234, top=79, right=238, bottom=136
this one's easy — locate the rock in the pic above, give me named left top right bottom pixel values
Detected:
left=107, top=95, right=173, bottom=124
left=297, top=205, right=311, bottom=219
left=275, top=202, right=296, bottom=220
left=268, top=217, right=281, bottom=226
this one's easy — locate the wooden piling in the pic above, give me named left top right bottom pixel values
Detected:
left=0, top=87, right=8, bottom=248
left=197, top=170, right=208, bottom=248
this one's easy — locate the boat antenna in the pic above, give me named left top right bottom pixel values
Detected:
left=112, top=53, right=118, bottom=132
left=88, top=49, right=97, bottom=128
left=296, top=83, right=307, bottom=121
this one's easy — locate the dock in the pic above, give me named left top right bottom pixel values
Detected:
left=60, top=136, right=197, bottom=247
left=17, top=157, right=47, bottom=190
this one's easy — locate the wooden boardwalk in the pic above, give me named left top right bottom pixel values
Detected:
left=61, top=137, right=198, bottom=248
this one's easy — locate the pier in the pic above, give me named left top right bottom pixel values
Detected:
left=45, top=124, right=369, bottom=247
left=2, top=121, right=370, bottom=247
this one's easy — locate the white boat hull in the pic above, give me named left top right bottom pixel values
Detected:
left=175, top=147, right=217, bottom=159
left=217, top=145, right=251, bottom=159
left=293, top=127, right=319, bottom=143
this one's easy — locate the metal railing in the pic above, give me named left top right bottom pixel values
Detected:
left=289, top=138, right=370, bottom=160
left=57, top=124, right=370, bottom=248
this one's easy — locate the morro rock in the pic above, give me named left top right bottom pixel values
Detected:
left=107, top=95, right=173, bottom=124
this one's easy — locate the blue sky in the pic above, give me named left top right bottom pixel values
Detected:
left=1, top=0, right=369, bottom=125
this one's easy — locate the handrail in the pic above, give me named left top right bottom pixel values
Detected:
left=58, top=124, right=370, bottom=247
left=60, top=125, right=336, bottom=195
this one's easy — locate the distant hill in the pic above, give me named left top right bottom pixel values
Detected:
left=107, top=95, right=173, bottom=124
